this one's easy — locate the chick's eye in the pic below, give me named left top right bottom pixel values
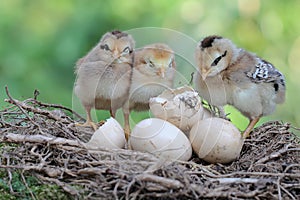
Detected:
left=148, top=60, right=155, bottom=68
left=122, top=47, right=131, bottom=54
left=100, top=44, right=110, bottom=51
left=168, top=61, right=173, bottom=68
left=211, top=56, right=222, bottom=66
left=211, top=50, right=227, bottom=66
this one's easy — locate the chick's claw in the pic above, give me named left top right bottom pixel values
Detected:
left=75, top=120, right=98, bottom=131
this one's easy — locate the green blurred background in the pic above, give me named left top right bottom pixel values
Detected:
left=1, top=0, right=299, bottom=134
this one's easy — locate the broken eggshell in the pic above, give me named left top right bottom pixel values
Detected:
left=84, top=117, right=126, bottom=150
left=149, top=86, right=213, bottom=133
left=189, top=117, right=244, bottom=164
left=128, top=118, right=192, bottom=161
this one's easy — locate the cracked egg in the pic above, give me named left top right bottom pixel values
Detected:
left=85, top=117, right=126, bottom=150
left=149, top=86, right=213, bottom=133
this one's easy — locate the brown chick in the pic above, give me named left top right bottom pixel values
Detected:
left=194, top=35, right=286, bottom=138
left=75, top=30, right=135, bottom=130
left=124, top=43, right=176, bottom=139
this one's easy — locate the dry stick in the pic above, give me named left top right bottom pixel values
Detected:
left=283, top=164, right=300, bottom=173
left=3, top=133, right=85, bottom=148
left=4, top=86, right=76, bottom=126
left=77, top=167, right=107, bottom=175
left=221, top=171, right=300, bottom=178
left=135, top=174, right=183, bottom=189
left=35, top=174, right=79, bottom=196
left=215, top=177, right=270, bottom=184
left=20, top=172, right=37, bottom=200
left=4, top=90, right=79, bottom=139
left=190, top=184, right=261, bottom=198
left=4, top=86, right=44, bottom=133
left=113, top=180, right=121, bottom=200
left=4, top=156, right=16, bottom=194
left=280, top=185, right=297, bottom=200
left=126, top=178, right=136, bottom=200
left=277, top=177, right=282, bottom=200
left=256, top=146, right=300, bottom=164
left=189, top=170, right=300, bottom=179
left=5, top=98, right=70, bottom=124
left=7, top=169, right=14, bottom=194
left=0, top=164, right=75, bottom=178
left=27, top=98, right=85, bottom=121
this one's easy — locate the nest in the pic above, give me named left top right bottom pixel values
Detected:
left=0, top=87, right=299, bottom=200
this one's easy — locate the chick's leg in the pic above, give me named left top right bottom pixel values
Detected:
left=122, top=101, right=131, bottom=140
left=76, top=107, right=98, bottom=131
left=243, top=117, right=260, bottom=139
left=110, top=109, right=116, bottom=118
left=217, top=106, right=230, bottom=120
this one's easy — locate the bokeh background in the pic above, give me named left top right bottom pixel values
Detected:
left=1, top=0, right=299, bottom=134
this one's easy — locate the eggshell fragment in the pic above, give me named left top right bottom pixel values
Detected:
left=189, top=117, right=244, bottom=164
left=149, top=86, right=213, bottom=133
left=85, top=117, right=126, bottom=150
left=128, top=118, right=192, bottom=161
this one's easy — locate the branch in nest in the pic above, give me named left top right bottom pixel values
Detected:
left=4, top=86, right=85, bottom=123
left=135, top=174, right=184, bottom=189
left=215, top=177, right=271, bottom=184
left=4, top=86, right=43, bottom=129
left=35, top=174, right=79, bottom=196
left=2, top=133, right=85, bottom=148
left=26, top=94, right=85, bottom=121
left=256, top=144, right=300, bottom=164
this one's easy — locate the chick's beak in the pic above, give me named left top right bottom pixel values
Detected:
left=157, top=67, right=166, bottom=78
left=113, top=49, right=119, bottom=58
left=201, top=69, right=211, bottom=80
left=113, top=49, right=122, bottom=63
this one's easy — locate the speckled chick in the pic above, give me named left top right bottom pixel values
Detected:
left=194, top=35, right=285, bottom=138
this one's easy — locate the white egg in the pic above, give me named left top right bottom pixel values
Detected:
left=128, top=118, right=192, bottom=161
left=84, top=117, right=126, bottom=150
left=149, top=86, right=213, bottom=133
left=189, top=117, right=244, bottom=164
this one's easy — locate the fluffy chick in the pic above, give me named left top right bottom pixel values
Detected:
left=194, top=35, right=285, bottom=138
left=124, top=43, right=176, bottom=138
left=75, top=30, right=135, bottom=130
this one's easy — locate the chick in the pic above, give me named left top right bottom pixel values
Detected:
left=124, top=43, right=176, bottom=138
left=194, top=35, right=285, bottom=138
left=75, top=30, right=135, bottom=130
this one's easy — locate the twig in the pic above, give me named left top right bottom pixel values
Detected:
left=5, top=97, right=70, bottom=124
left=27, top=97, right=85, bottom=121
left=21, top=171, right=36, bottom=200
left=280, top=185, right=296, bottom=200
left=283, top=164, right=300, bottom=173
left=190, top=170, right=300, bottom=179
left=126, top=178, right=136, bottom=200
left=256, top=144, right=299, bottom=164
left=4, top=86, right=44, bottom=132
left=189, top=72, right=194, bottom=85
left=277, top=177, right=282, bottom=200
left=0, top=164, right=76, bottom=178
left=113, top=180, right=120, bottom=200
left=35, top=174, right=79, bottom=196
left=219, top=171, right=300, bottom=178
left=3, top=133, right=85, bottom=148
left=135, top=174, right=183, bottom=189
left=190, top=184, right=261, bottom=198
left=215, top=177, right=270, bottom=184
left=8, top=169, right=14, bottom=194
